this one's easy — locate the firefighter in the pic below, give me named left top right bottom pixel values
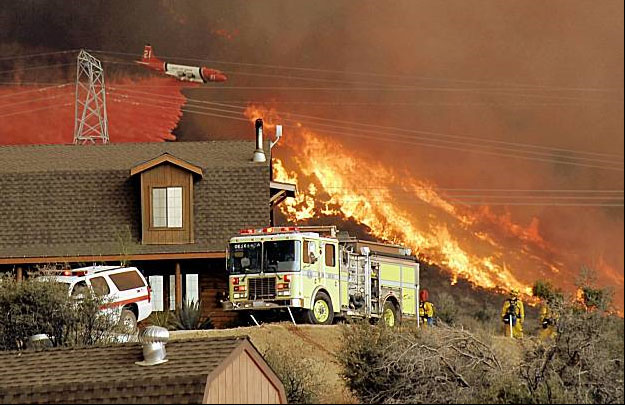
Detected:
left=419, top=289, right=435, bottom=327
left=501, top=289, right=524, bottom=338
left=539, top=302, right=557, bottom=340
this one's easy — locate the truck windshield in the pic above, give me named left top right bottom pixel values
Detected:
left=228, top=240, right=301, bottom=274
left=229, top=242, right=262, bottom=274
left=263, top=240, right=301, bottom=272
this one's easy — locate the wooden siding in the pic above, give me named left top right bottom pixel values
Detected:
left=204, top=349, right=283, bottom=404
left=141, top=164, right=194, bottom=245
left=200, top=269, right=238, bottom=328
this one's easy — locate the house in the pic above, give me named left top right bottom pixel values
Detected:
left=0, top=141, right=295, bottom=326
left=0, top=336, right=287, bottom=404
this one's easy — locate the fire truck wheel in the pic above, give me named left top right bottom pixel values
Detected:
left=119, top=308, right=138, bottom=333
left=307, top=292, right=334, bottom=325
left=381, top=301, right=401, bottom=328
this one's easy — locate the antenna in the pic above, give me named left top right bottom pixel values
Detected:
left=73, top=50, right=109, bottom=144
left=270, top=124, right=283, bottom=149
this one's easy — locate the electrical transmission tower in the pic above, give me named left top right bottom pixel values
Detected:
left=73, top=50, right=109, bottom=144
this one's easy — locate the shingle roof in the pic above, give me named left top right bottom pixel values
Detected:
left=0, top=141, right=263, bottom=173
left=0, top=336, right=248, bottom=404
left=0, top=141, right=271, bottom=259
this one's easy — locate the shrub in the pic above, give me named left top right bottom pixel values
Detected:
left=263, top=342, right=324, bottom=404
left=520, top=299, right=624, bottom=404
left=435, top=292, right=458, bottom=325
left=172, top=299, right=213, bottom=330
left=0, top=276, right=118, bottom=351
left=338, top=322, right=513, bottom=404
left=145, top=311, right=173, bottom=329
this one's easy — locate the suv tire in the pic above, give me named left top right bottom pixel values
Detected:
left=119, top=308, right=138, bottom=333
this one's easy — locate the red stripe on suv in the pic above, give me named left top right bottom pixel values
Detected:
left=100, top=295, right=150, bottom=309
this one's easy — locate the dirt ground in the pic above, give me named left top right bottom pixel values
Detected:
left=171, top=323, right=357, bottom=404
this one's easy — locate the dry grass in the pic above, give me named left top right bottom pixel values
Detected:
left=171, top=323, right=357, bottom=404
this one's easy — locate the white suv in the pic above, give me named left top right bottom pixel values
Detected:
left=45, top=265, right=153, bottom=331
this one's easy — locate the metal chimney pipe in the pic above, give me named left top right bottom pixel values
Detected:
left=27, top=334, right=53, bottom=351
left=252, top=118, right=266, bottom=163
left=135, top=325, right=169, bottom=366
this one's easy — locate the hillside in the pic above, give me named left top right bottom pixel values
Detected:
left=419, top=262, right=542, bottom=335
left=172, top=324, right=357, bottom=404
left=172, top=322, right=526, bottom=404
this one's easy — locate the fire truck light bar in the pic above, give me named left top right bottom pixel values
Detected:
left=239, top=226, right=300, bottom=235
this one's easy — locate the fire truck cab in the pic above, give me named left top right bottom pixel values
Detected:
left=223, top=226, right=420, bottom=327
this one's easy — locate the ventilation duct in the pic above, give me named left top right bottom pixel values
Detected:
left=135, top=325, right=169, bottom=366
left=252, top=118, right=266, bottom=163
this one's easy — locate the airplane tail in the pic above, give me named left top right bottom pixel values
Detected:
left=138, top=44, right=165, bottom=72
left=142, top=44, right=157, bottom=62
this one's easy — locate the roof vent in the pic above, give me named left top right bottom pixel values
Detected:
left=252, top=118, right=266, bottom=163
left=28, top=334, right=53, bottom=351
left=135, top=325, right=169, bottom=366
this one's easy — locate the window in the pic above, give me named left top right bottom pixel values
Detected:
left=325, top=244, right=336, bottom=267
left=303, top=240, right=317, bottom=264
left=149, top=275, right=164, bottom=311
left=185, top=274, right=199, bottom=303
left=228, top=242, right=262, bottom=274
left=89, top=276, right=110, bottom=296
left=109, top=270, right=144, bottom=291
left=264, top=241, right=301, bottom=272
left=169, top=275, right=176, bottom=311
left=71, top=281, right=89, bottom=297
left=152, top=187, right=183, bottom=228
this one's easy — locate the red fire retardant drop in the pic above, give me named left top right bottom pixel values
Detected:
left=0, top=76, right=186, bottom=145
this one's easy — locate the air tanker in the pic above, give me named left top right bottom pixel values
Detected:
left=137, top=44, right=227, bottom=83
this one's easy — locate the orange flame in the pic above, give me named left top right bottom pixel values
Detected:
left=247, top=105, right=573, bottom=297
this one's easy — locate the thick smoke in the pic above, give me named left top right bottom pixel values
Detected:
left=1, top=0, right=623, bottom=308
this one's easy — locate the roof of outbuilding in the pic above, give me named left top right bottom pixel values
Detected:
left=0, top=336, right=262, bottom=404
left=0, top=141, right=271, bottom=259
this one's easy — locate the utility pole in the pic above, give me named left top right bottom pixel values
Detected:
left=73, top=50, right=109, bottom=144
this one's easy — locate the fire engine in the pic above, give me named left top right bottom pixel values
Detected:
left=222, top=226, right=420, bottom=327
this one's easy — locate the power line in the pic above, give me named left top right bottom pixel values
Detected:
left=0, top=81, right=71, bottom=86
left=100, top=58, right=624, bottom=101
left=0, top=83, right=72, bottom=99
left=90, top=49, right=623, bottom=93
left=158, top=99, right=602, bottom=107
left=107, top=89, right=624, bottom=171
left=327, top=200, right=624, bottom=207
left=0, top=49, right=78, bottom=61
left=184, top=85, right=622, bottom=103
left=0, top=92, right=73, bottom=110
left=320, top=187, right=624, bottom=193
left=0, top=102, right=72, bottom=118
left=108, top=86, right=624, bottom=161
left=0, top=63, right=74, bottom=75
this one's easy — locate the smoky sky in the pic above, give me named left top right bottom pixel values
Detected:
left=1, top=0, right=624, bottom=304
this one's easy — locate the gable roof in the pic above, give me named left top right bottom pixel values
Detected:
left=130, top=153, right=204, bottom=177
left=0, top=336, right=285, bottom=404
left=0, top=141, right=271, bottom=260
